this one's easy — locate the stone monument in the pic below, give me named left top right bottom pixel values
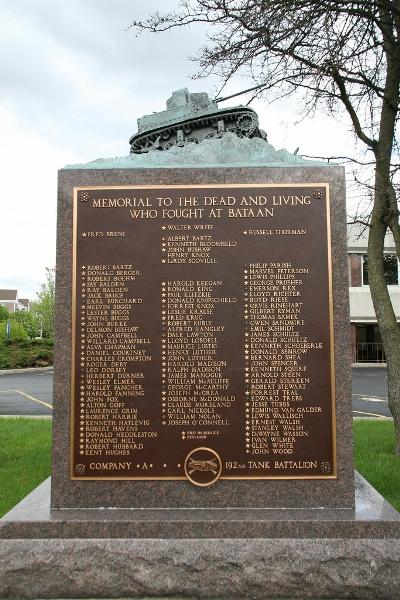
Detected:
left=1, top=89, right=399, bottom=600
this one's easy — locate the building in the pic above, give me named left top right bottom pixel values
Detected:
left=0, top=290, right=30, bottom=313
left=18, top=298, right=31, bottom=310
left=348, top=224, right=400, bottom=363
left=0, top=290, right=19, bottom=313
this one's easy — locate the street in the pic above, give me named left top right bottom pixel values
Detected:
left=0, top=370, right=53, bottom=416
left=352, top=367, right=390, bottom=418
left=0, top=367, right=391, bottom=418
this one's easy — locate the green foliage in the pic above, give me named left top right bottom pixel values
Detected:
left=32, top=267, right=55, bottom=339
left=0, top=320, right=28, bottom=342
left=353, top=420, right=400, bottom=512
left=0, top=305, right=9, bottom=321
left=12, top=310, right=39, bottom=339
left=0, top=339, right=53, bottom=369
left=0, top=418, right=52, bottom=518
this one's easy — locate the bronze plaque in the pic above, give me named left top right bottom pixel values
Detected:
left=71, top=184, right=336, bottom=483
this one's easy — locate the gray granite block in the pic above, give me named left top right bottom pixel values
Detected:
left=53, top=166, right=353, bottom=510
left=1, top=537, right=399, bottom=600
left=1, top=473, right=399, bottom=540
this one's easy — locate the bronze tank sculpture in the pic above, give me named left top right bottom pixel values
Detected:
left=129, top=88, right=266, bottom=154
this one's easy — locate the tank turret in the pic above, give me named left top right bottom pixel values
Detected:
left=129, top=88, right=266, bottom=154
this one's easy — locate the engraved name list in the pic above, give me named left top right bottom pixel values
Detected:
left=71, top=184, right=336, bottom=484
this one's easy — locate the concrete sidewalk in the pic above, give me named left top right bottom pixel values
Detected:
left=0, top=366, right=53, bottom=376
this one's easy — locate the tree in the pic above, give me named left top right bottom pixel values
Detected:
left=32, top=268, right=55, bottom=339
left=12, top=309, right=38, bottom=339
left=133, top=1, right=400, bottom=453
left=0, top=305, right=9, bottom=322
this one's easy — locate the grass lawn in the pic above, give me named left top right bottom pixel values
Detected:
left=353, top=419, right=400, bottom=512
left=0, top=417, right=52, bottom=518
left=0, top=418, right=398, bottom=518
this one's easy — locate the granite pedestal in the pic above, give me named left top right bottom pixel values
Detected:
left=1, top=473, right=400, bottom=599
left=53, top=165, right=353, bottom=510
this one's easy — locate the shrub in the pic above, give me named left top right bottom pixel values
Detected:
left=0, top=340, right=53, bottom=369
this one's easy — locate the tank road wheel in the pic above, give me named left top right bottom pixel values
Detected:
left=236, top=113, right=258, bottom=137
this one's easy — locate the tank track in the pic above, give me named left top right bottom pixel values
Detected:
left=129, top=107, right=265, bottom=154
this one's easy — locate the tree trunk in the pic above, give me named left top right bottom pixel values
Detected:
left=368, top=186, right=400, bottom=455
left=368, top=39, right=400, bottom=454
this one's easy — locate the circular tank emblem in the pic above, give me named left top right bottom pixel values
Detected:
left=74, top=463, right=86, bottom=475
left=184, top=447, right=222, bottom=487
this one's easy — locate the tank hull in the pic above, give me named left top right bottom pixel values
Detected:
left=129, top=106, right=264, bottom=154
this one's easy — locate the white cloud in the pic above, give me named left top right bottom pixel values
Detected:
left=0, top=1, right=365, bottom=299
left=0, top=107, right=59, bottom=297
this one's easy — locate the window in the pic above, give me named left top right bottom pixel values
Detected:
left=355, top=324, right=385, bottom=362
left=362, top=254, right=399, bottom=285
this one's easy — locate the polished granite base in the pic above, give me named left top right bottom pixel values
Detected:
left=1, top=472, right=399, bottom=599
left=1, top=472, right=399, bottom=539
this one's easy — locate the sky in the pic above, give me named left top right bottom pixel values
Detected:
left=1, top=0, right=364, bottom=300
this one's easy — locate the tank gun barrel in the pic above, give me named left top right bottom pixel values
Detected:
left=215, top=83, right=268, bottom=104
